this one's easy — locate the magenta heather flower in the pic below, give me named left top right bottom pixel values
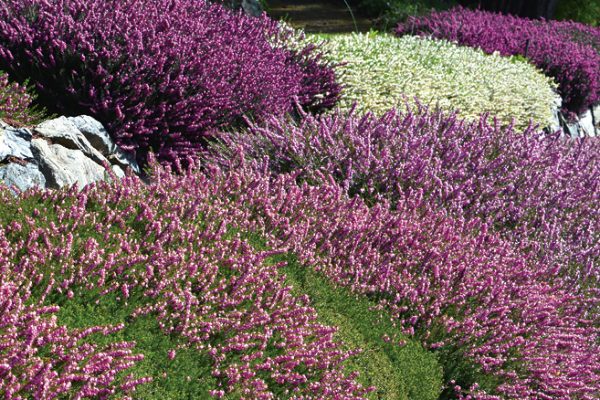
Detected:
left=0, top=168, right=368, bottom=398
left=0, top=72, right=44, bottom=126
left=396, top=7, right=600, bottom=117
left=0, top=0, right=340, bottom=164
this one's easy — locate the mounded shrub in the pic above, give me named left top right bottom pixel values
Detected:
left=396, top=7, right=600, bottom=118
left=0, top=172, right=368, bottom=399
left=311, top=33, right=558, bottom=130
left=0, top=0, right=340, bottom=164
left=206, top=106, right=600, bottom=286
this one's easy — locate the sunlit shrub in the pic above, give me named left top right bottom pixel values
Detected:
left=311, top=33, right=558, bottom=130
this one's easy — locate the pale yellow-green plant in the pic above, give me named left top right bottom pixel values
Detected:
left=309, top=32, right=559, bottom=130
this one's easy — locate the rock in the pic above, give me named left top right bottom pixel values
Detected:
left=111, top=164, right=126, bottom=179
left=108, top=148, right=141, bottom=175
left=68, top=115, right=116, bottom=156
left=579, top=109, right=596, bottom=137
left=31, top=139, right=107, bottom=190
left=0, top=115, right=140, bottom=192
left=0, top=127, right=33, bottom=161
left=0, top=162, right=46, bottom=193
left=34, top=116, right=108, bottom=165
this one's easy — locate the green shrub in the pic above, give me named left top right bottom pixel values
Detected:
left=312, top=33, right=559, bottom=129
left=556, top=0, right=600, bottom=26
left=355, top=0, right=454, bottom=28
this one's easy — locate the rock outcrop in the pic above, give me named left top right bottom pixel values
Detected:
left=0, top=116, right=139, bottom=193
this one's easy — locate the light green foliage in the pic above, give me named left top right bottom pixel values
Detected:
left=281, top=255, right=444, bottom=400
left=312, top=32, right=559, bottom=130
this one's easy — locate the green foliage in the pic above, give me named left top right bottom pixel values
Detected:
left=356, top=0, right=454, bottom=29
left=280, top=254, right=443, bottom=400
left=310, top=32, right=559, bottom=130
left=54, top=290, right=218, bottom=399
left=556, top=0, right=600, bottom=26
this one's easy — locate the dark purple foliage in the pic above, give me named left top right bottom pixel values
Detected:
left=396, top=7, right=600, bottom=117
left=0, top=0, right=340, bottom=164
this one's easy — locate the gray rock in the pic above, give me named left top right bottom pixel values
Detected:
left=34, top=117, right=109, bottom=166
left=0, top=127, right=33, bottom=161
left=68, top=115, right=116, bottom=156
left=31, top=139, right=107, bottom=190
left=108, top=148, right=141, bottom=175
left=111, top=164, right=126, bottom=179
left=579, top=109, right=596, bottom=137
left=0, top=162, right=46, bottom=193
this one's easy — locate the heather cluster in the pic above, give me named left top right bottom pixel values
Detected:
left=309, top=33, right=558, bottom=129
left=0, top=171, right=368, bottom=399
left=396, top=7, right=600, bottom=117
left=0, top=270, right=147, bottom=398
left=0, top=72, right=45, bottom=126
left=206, top=107, right=600, bottom=283
left=171, top=162, right=600, bottom=399
left=0, top=0, right=339, bottom=164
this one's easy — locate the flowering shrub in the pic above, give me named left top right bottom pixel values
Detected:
left=0, top=271, right=147, bottom=398
left=396, top=7, right=600, bottom=117
left=3, top=156, right=600, bottom=398
left=0, top=0, right=339, bottom=164
left=206, top=107, right=600, bottom=284
left=0, top=72, right=45, bottom=126
left=0, top=172, right=368, bottom=398
left=310, top=33, right=558, bottom=129
left=184, top=161, right=600, bottom=399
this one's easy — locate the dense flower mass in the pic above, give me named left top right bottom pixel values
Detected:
left=221, top=164, right=600, bottom=399
left=396, top=7, right=600, bottom=117
left=206, top=107, right=600, bottom=284
left=0, top=270, right=147, bottom=398
left=310, top=33, right=558, bottom=129
left=0, top=171, right=368, bottom=399
left=0, top=72, right=44, bottom=126
left=0, top=0, right=340, bottom=164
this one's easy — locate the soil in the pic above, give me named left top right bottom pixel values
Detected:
left=267, top=0, right=374, bottom=33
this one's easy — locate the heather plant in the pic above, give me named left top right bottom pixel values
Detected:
left=0, top=170, right=372, bottom=398
left=206, top=106, right=600, bottom=285
left=309, top=33, right=558, bottom=130
left=0, top=0, right=340, bottom=165
left=0, top=271, right=147, bottom=398
left=0, top=72, right=46, bottom=126
left=3, top=158, right=599, bottom=398
left=185, top=161, right=600, bottom=399
left=396, top=7, right=600, bottom=117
